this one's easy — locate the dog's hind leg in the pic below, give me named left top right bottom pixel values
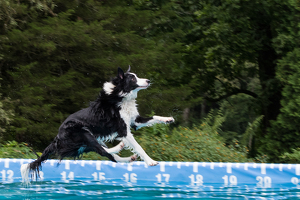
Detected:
left=103, top=142, right=137, bottom=163
left=105, top=142, right=125, bottom=154
left=94, top=141, right=136, bottom=163
left=112, top=154, right=137, bottom=163
left=82, top=131, right=117, bottom=162
left=123, top=132, right=158, bottom=166
left=21, top=142, right=56, bottom=183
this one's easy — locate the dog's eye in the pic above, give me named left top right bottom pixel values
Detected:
left=132, top=77, right=136, bottom=81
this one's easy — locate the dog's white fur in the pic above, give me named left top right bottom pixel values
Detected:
left=117, top=75, right=174, bottom=166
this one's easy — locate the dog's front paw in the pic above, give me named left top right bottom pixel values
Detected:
left=145, top=159, right=159, bottom=166
left=164, top=117, right=175, bottom=124
left=154, top=116, right=175, bottom=124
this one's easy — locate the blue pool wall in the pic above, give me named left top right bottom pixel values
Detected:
left=1, top=158, right=300, bottom=186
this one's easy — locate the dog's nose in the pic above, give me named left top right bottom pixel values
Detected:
left=146, top=79, right=150, bottom=84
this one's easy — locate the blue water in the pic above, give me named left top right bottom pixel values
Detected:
left=1, top=180, right=300, bottom=199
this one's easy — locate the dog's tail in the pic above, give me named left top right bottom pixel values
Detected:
left=21, top=142, right=56, bottom=184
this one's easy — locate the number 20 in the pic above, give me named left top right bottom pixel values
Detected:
left=256, top=176, right=271, bottom=188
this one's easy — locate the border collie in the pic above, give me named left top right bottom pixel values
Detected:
left=21, top=66, right=174, bottom=182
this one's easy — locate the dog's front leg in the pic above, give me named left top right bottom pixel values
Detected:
left=152, top=116, right=175, bottom=124
left=123, top=133, right=158, bottom=166
left=134, top=115, right=175, bottom=130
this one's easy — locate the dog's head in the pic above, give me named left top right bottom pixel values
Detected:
left=103, top=66, right=150, bottom=97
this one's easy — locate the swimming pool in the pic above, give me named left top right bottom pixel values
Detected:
left=2, top=180, right=300, bottom=199
left=1, top=159, right=300, bottom=199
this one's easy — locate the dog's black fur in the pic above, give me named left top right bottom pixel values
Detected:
left=23, top=66, right=174, bottom=179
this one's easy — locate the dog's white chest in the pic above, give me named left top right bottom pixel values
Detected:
left=119, top=99, right=138, bottom=126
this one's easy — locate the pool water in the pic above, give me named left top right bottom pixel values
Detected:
left=2, top=160, right=300, bottom=199
left=1, top=180, right=300, bottom=199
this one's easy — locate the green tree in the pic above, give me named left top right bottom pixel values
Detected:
left=263, top=48, right=300, bottom=161
left=182, top=0, right=300, bottom=161
left=218, top=94, right=259, bottom=146
left=258, top=1, right=300, bottom=161
left=0, top=0, right=56, bottom=33
left=0, top=0, right=191, bottom=150
left=3, top=0, right=300, bottom=163
left=0, top=88, right=13, bottom=141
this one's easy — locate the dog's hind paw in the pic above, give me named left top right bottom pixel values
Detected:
left=130, top=154, right=138, bottom=162
left=145, top=159, right=159, bottom=166
left=113, top=154, right=137, bottom=163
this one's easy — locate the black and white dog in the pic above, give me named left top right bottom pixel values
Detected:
left=21, top=66, right=174, bottom=181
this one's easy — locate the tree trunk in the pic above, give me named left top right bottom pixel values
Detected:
left=201, top=100, right=206, bottom=119
left=183, top=107, right=190, bottom=126
left=257, top=24, right=282, bottom=133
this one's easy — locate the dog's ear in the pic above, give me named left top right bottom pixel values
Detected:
left=126, top=65, right=131, bottom=73
left=118, top=67, right=124, bottom=79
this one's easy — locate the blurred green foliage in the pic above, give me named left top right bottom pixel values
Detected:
left=0, top=141, right=37, bottom=159
left=135, top=111, right=253, bottom=163
left=280, top=148, right=300, bottom=163
left=0, top=111, right=253, bottom=162
left=0, top=140, right=110, bottom=160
